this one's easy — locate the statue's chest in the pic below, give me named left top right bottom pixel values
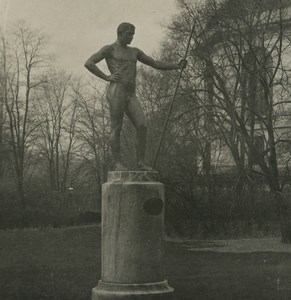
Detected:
left=112, top=48, right=137, bottom=64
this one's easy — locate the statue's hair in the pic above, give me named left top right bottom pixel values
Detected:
left=117, top=22, right=135, bottom=36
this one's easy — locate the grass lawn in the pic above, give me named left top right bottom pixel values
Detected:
left=0, top=225, right=291, bottom=300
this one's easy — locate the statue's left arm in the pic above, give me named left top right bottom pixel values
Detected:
left=136, top=49, right=185, bottom=70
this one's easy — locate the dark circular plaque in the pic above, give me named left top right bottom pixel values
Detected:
left=143, top=198, right=163, bottom=215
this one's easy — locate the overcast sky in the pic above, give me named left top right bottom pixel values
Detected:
left=0, top=0, right=179, bottom=75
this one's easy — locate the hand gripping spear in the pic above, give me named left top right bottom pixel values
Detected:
left=152, top=23, right=195, bottom=169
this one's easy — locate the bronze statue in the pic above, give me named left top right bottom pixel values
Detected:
left=85, top=22, right=186, bottom=171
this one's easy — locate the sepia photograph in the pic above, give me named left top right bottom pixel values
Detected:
left=1, top=0, right=291, bottom=299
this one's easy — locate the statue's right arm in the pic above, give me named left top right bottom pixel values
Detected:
left=84, top=46, right=111, bottom=81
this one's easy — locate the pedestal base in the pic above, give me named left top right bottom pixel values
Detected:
left=92, top=280, right=174, bottom=300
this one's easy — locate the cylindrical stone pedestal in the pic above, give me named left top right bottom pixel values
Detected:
left=92, top=171, right=174, bottom=300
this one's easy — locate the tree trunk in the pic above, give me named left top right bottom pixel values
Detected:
left=0, top=98, right=3, bottom=178
left=274, top=191, right=291, bottom=243
left=280, top=220, right=291, bottom=244
left=18, top=178, right=26, bottom=210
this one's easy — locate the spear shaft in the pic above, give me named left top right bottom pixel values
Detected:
left=152, top=23, right=195, bottom=169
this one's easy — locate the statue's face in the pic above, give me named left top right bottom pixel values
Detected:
left=119, top=29, right=135, bottom=45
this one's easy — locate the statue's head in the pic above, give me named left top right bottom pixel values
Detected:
left=117, top=22, right=135, bottom=36
left=117, top=22, right=135, bottom=45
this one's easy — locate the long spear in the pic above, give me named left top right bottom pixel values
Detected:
left=152, top=23, right=195, bottom=169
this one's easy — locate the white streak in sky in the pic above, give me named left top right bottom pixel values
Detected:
left=1, top=0, right=11, bottom=39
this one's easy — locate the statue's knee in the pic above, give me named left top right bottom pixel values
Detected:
left=110, top=128, right=121, bottom=141
left=138, top=123, right=147, bottom=134
left=109, top=132, right=115, bottom=143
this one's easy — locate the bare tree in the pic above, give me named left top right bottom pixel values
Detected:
left=75, top=80, right=111, bottom=201
left=0, top=22, right=49, bottom=209
left=169, top=0, right=291, bottom=242
left=32, top=69, right=79, bottom=210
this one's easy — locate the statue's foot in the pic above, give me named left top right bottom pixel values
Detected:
left=115, top=162, right=128, bottom=171
left=138, top=162, right=155, bottom=171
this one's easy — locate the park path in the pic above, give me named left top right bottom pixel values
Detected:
left=168, top=237, right=291, bottom=253
left=3, top=225, right=290, bottom=253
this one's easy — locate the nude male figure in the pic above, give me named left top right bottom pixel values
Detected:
left=85, top=22, right=186, bottom=171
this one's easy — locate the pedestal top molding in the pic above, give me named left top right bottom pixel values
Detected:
left=107, top=170, right=159, bottom=182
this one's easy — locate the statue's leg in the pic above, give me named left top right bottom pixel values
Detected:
left=126, top=95, right=153, bottom=171
left=107, top=85, right=127, bottom=171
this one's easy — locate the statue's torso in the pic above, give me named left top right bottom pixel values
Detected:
left=105, top=43, right=137, bottom=93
